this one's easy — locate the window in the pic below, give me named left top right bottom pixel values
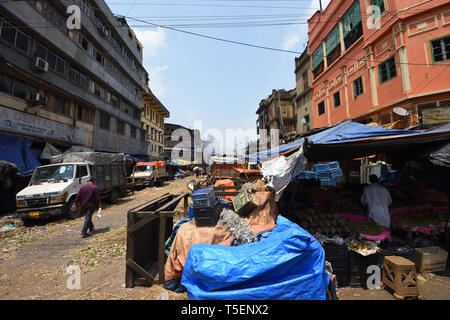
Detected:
left=430, top=36, right=450, bottom=64
left=326, top=25, right=341, bottom=66
left=77, top=33, right=88, bottom=51
left=342, top=0, right=363, bottom=50
left=69, top=67, right=88, bottom=88
left=117, top=120, right=125, bottom=135
left=379, top=56, right=397, bottom=84
left=77, top=105, right=83, bottom=121
left=93, top=82, right=105, bottom=100
left=110, top=94, right=119, bottom=108
left=354, top=77, right=363, bottom=97
left=76, top=166, right=88, bottom=178
left=302, top=71, right=309, bottom=91
left=80, top=0, right=90, bottom=16
left=92, top=47, right=104, bottom=65
left=35, top=44, right=65, bottom=74
left=12, top=79, right=26, bottom=100
left=42, top=1, right=68, bottom=34
left=318, top=101, right=325, bottom=116
left=130, top=126, right=137, bottom=139
left=312, top=44, right=325, bottom=78
left=0, top=73, right=13, bottom=95
left=54, top=97, right=67, bottom=115
left=333, top=91, right=341, bottom=108
left=1, top=20, right=16, bottom=46
left=99, top=113, right=110, bottom=130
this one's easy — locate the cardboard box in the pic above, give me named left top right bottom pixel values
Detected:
left=414, top=247, right=448, bottom=273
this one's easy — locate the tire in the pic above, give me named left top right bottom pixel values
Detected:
left=66, top=198, right=82, bottom=220
left=148, top=179, right=155, bottom=188
left=22, top=218, right=34, bottom=227
left=109, top=188, right=119, bottom=204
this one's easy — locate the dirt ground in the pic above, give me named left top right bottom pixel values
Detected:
left=0, top=176, right=449, bottom=300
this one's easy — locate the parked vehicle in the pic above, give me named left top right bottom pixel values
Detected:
left=15, top=152, right=126, bottom=224
left=131, top=161, right=167, bottom=188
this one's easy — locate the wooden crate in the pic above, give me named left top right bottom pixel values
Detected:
left=232, top=188, right=257, bottom=216
left=414, top=246, right=448, bottom=273
left=125, top=192, right=189, bottom=288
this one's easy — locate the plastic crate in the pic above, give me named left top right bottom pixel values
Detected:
left=192, top=188, right=215, bottom=208
left=320, top=178, right=335, bottom=187
left=318, top=171, right=331, bottom=180
left=323, top=243, right=350, bottom=288
left=379, top=241, right=414, bottom=262
left=330, top=168, right=344, bottom=178
left=313, top=163, right=329, bottom=172
left=349, top=252, right=384, bottom=289
left=297, top=171, right=318, bottom=180
left=327, top=161, right=340, bottom=170
left=193, top=200, right=221, bottom=227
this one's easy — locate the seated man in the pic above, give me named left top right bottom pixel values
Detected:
left=361, top=174, right=392, bottom=229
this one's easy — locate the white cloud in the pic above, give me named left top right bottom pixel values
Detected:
left=282, top=33, right=301, bottom=51
left=134, top=27, right=167, bottom=57
left=148, top=65, right=168, bottom=97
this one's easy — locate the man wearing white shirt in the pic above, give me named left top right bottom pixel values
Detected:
left=361, top=174, right=392, bottom=229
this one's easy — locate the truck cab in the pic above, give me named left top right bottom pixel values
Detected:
left=15, top=163, right=91, bottom=222
left=132, top=161, right=167, bottom=188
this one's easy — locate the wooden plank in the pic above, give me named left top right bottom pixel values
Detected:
left=158, top=212, right=167, bottom=283
left=135, top=211, right=174, bottom=219
left=184, top=194, right=188, bottom=216
left=127, top=213, right=158, bottom=235
left=155, top=193, right=189, bottom=213
left=125, top=210, right=137, bottom=288
left=126, top=258, right=155, bottom=285
left=128, top=193, right=171, bottom=213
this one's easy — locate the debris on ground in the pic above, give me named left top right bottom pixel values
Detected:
left=64, top=225, right=127, bottom=271
left=141, top=284, right=188, bottom=300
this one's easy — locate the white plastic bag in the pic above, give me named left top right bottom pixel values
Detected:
left=97, top=208, right=102, bottom=218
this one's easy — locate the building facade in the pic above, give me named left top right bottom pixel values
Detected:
left=0, top=0, right=149, bottom=158
left=256, top=89, right=296, bottom=146
left=308, top=0, right=450, bottom=129
left=142, top=71, right=169, bottom=160
left=294, top=48, right=314, bottom=133
left=164, top=123, right=202, bottom=163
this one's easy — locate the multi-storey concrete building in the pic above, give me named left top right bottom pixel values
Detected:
left=308, top=0, right=450, bottom=129
left=294, top=48, right=314, bottom=133
left=142, top=71, right=169, bottom=160
left=256, top=89, right=296, bottom=146
left=164, top=123, right=202, bottom=163
left=0, top=0, right=150, bottom=158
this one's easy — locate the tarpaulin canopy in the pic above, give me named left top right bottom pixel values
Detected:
left=0, top=133, right=41, bottom=175
left=181, top=215, right=329, bottom=300
left=303, top=121, right=450, bottom=161
left=246, top=138, right=304, bottom=163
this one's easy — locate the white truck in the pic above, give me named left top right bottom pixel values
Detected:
left=131, top=161, right=167, bottom=188
left=15, top=152, right=126, bottom=224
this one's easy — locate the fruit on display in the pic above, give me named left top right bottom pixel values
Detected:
left=321, top=197, right=366, bottom=215
left=344, top=219, right=386, bottom=235
left=395, top=211, right=448, bottom=227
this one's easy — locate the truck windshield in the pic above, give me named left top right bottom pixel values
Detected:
left=30, top=165, right=75, bottom=185
left=134, top=165, right=154, bottom=173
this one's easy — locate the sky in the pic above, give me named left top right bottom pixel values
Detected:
left=105, top=0, right=330, bottom=149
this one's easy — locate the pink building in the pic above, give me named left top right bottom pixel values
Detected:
left=308, top=0, right=450, bottom=129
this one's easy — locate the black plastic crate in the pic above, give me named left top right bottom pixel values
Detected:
left=323, top=243, right=350, bottom=288
left=193, top=201, right=221, bottom=227
left=379, top=241, right=414, bottom=262
left=349, top=251, right=384, bottom=289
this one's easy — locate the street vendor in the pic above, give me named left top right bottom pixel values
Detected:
left=361, top=174, right=392, bottom=229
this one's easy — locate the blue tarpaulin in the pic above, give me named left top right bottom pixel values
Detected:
left=307, top=121, right=420, bottom=144
left=0, top=133, right=41, bottom=175
left=245, top=138, right=304, bottom=163
left=181, top=215, right=329, bottom=300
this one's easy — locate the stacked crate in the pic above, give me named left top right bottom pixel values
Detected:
left=191, top=188, right=220, bottom=227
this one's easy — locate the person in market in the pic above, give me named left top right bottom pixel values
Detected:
left=360, top=174, right=392, bottom=229
left=71, top=177, right=102, bottom=238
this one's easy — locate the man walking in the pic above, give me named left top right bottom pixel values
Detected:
left=72, top=178, right=101, bottom=238
left=361, top=174, right=392, bottom=229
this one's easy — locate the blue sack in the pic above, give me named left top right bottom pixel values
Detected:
left=181, top=215, right=330, bottom=300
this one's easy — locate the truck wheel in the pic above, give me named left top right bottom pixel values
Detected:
left=67, top=198, right=82, bottom=219
left=149, top=179, right=155, bottom=188
left=22, top=218, right=34, bottom=227
left=109, top=189, right=119, bottom=204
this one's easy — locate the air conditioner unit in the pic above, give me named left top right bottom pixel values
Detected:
left=32, top=57, right=49, bottom=72
left=29, top=93, right=47, bottom=105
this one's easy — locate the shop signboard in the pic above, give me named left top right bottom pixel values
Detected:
left=0, top=105, right=84, bottom=144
